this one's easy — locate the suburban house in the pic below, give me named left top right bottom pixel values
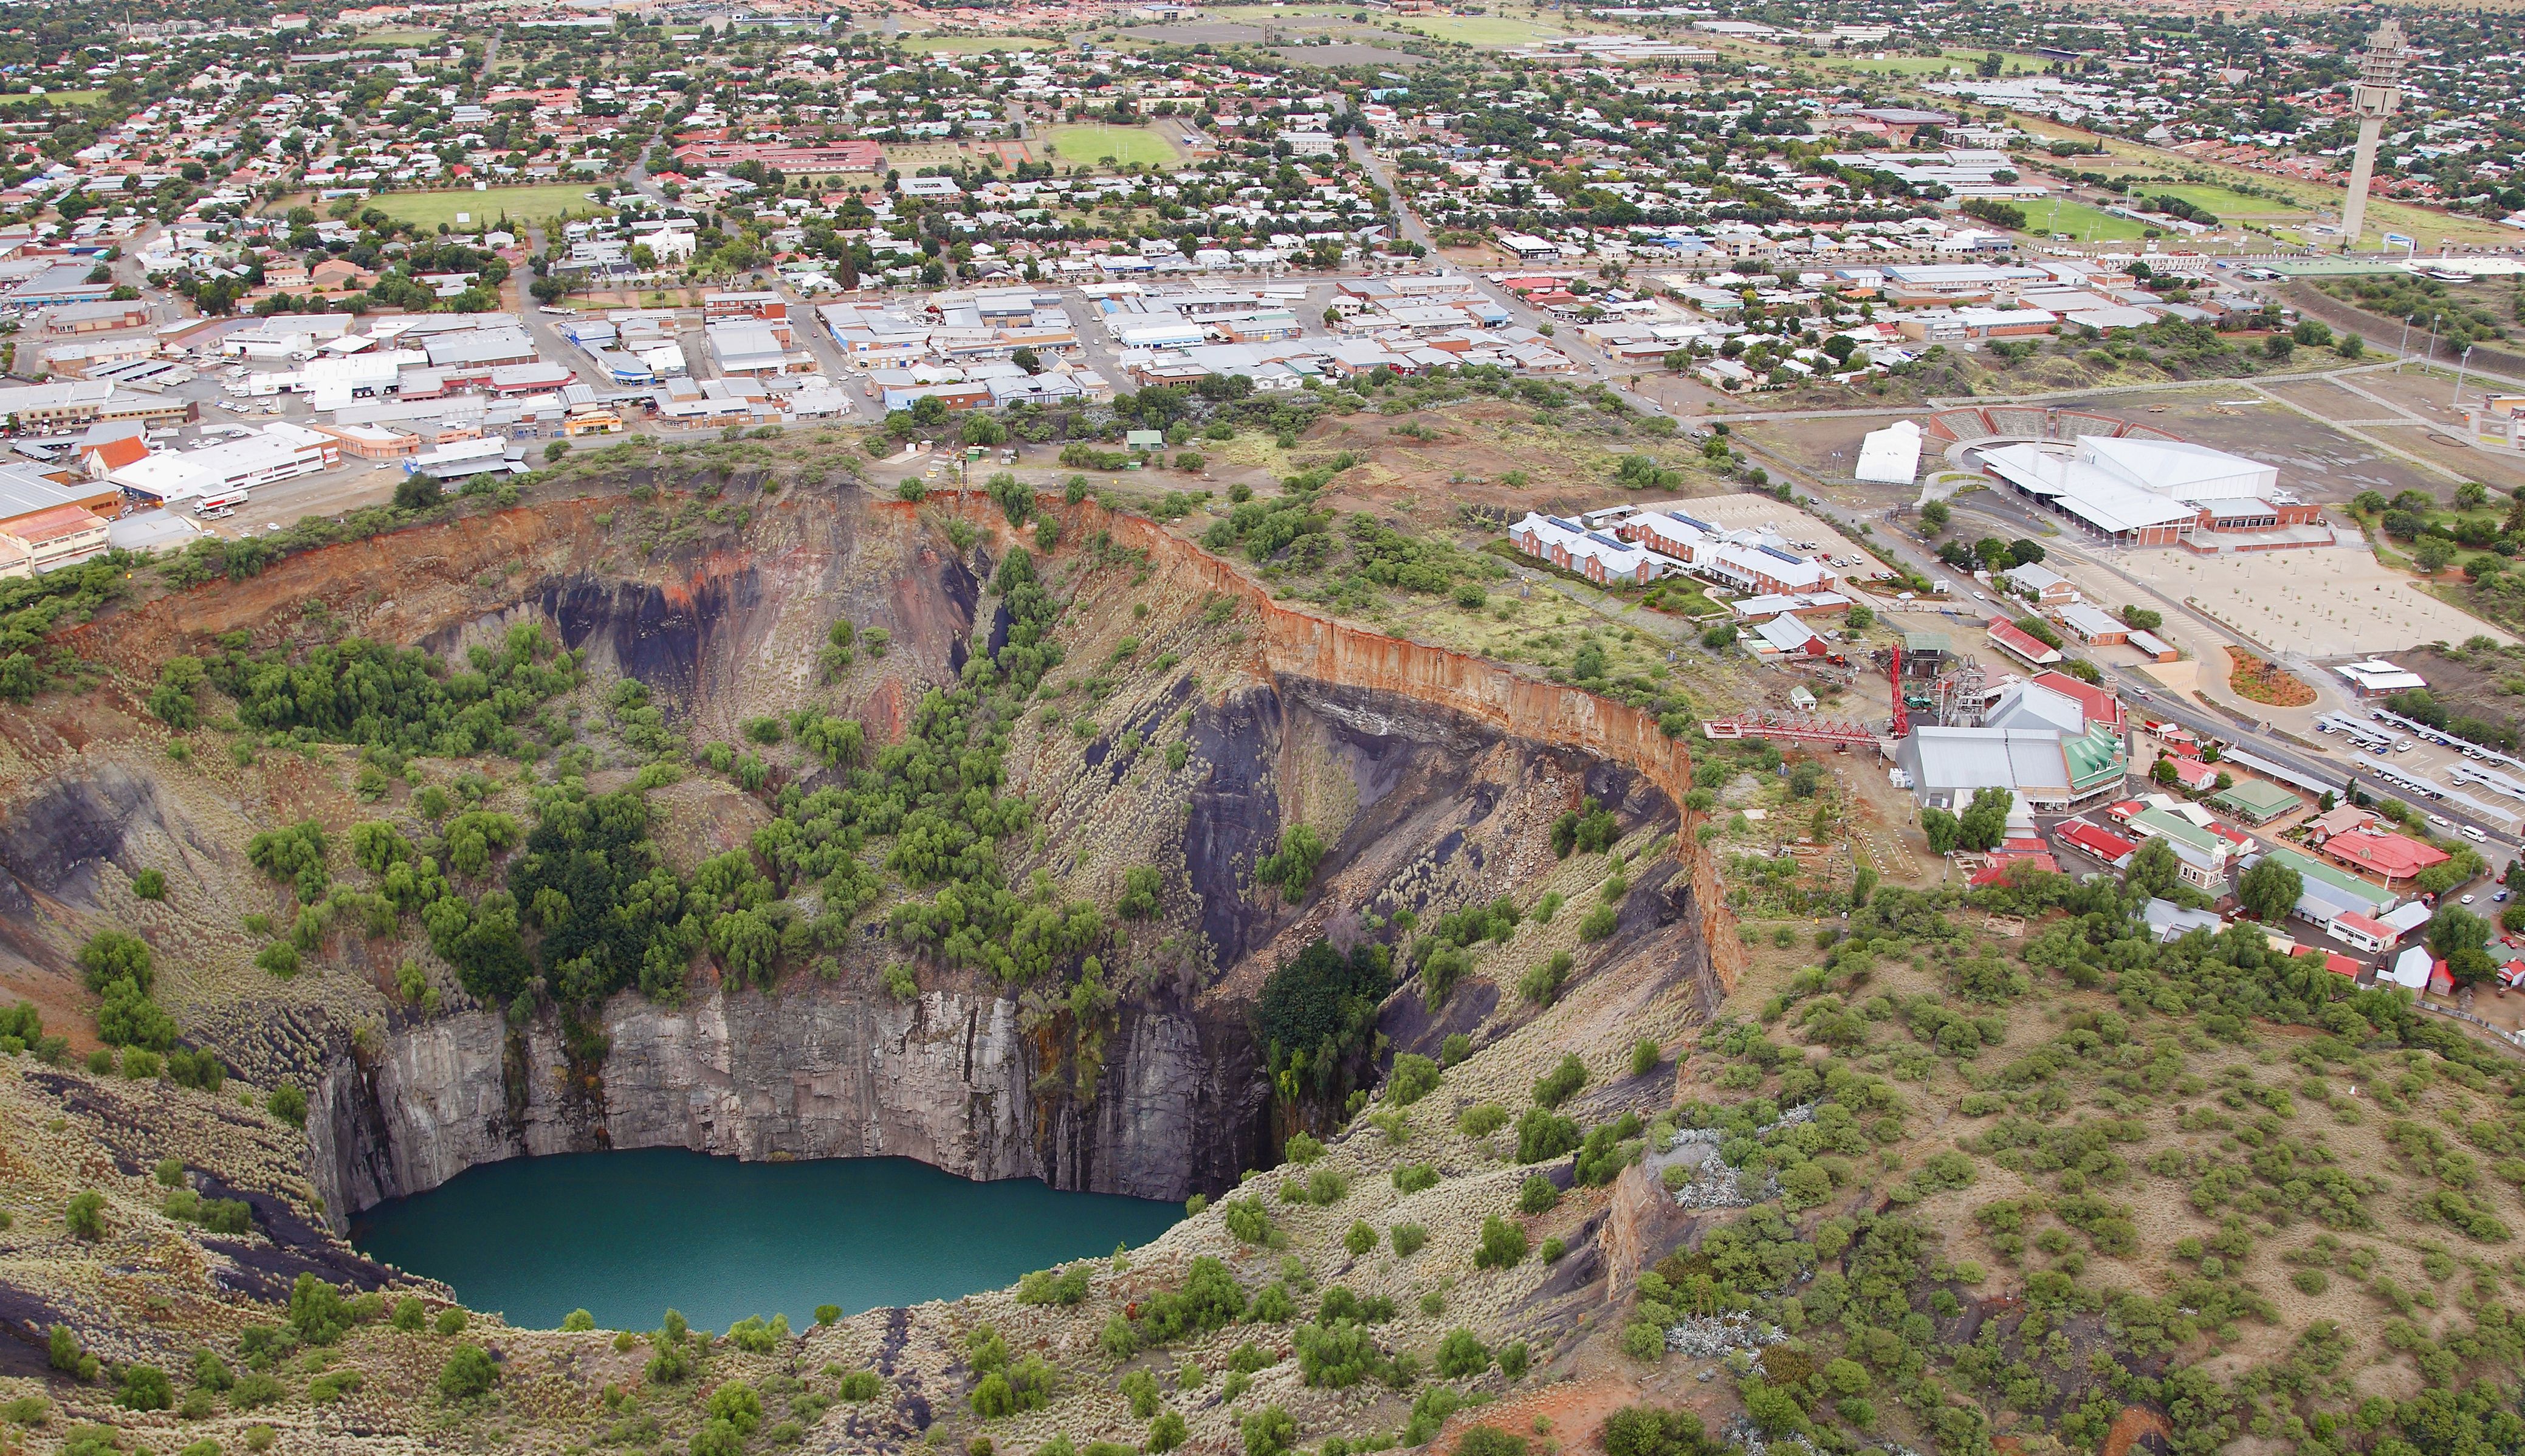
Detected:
left=1985, top=617, right=2063, bottom=667
left=2000, top=561, right=2077, bottom=605
left=2312, top=825, right=2450, bottom=889
left=2118, top=805, right=2238, bottom=890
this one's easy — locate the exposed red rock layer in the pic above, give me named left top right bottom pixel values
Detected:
left=895, top=489, right=1745, bottom=1001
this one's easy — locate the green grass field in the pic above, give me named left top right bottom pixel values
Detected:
left=352, top=27, right=445, bottom=46
left=2011, top=197, right=2152, bottom=244
left=30, top=89, right=105, bottom=106
left=371, top=184, right=603, bottom=228
left=916, top=33, right=1060, bottom=52
left=1040, top=124, right=1180, bottom=169
left=1395, top=13, right=1569, bottom=46
left=2138, top=182, right=2305, bottom=219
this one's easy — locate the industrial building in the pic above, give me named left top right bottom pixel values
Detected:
left=1979, top=434, right=2326, bottom=549
left=109, top=424, right=337, bottom=503
left=1891, top=675, right=2128, bottom=812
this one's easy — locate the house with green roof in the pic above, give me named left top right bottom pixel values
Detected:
left=2210, top=778, right=2301, bottom=825
left=2126, top=806, right=2235, bottom=890
left=2256, top=843, right=2395, bottom=915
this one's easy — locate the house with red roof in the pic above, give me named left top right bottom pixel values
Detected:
left=1969, top=852, right=2059, bottom=888
left=2055, top=819, right=2137, bottom=867
left=1985, top=617, right=2063, bottom=667
left=2290, top=945, right=2362, bottom=978
left=2204, top=820, right=2255, bottom=851
left=2327, top=910, right=2397, bottom=955
left=2030, top=670, right=2122, bottom=727
left=2166, top=755, right=2219, bottom=792
left=78, top=434, right=148, bottom=479
left=2316, top=827, right=2451, bottom=889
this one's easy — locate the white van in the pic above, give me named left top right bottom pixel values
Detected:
left=2461, top=825, right=2489, bottom=843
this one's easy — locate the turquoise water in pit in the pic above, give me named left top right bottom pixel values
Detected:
left=349, top=1147, right=1182, bottom=1331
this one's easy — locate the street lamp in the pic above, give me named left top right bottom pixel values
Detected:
left=2455, top=343, right=2475, bottom=410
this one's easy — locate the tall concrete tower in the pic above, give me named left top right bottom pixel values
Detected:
left=2339, top=18, right=2408, bottom=250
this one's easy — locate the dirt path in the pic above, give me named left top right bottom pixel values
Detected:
left=1437, top=1372, right=1645, bottom=1455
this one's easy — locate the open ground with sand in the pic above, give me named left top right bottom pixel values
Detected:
left=2116, top=542, right=2509, bottom=656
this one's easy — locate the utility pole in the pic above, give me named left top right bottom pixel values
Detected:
left=2455, top=344, right=2475, bottom=410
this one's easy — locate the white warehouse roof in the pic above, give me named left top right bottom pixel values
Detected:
left=1855, top=419, right=1922, bottom=484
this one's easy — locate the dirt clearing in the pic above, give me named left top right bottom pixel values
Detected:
left=2117, top=544, right=2508, bottom=656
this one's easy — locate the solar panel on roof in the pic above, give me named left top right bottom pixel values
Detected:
left=1670, top=513, right=1714, bottom=532
left=1756, top=544, right=1804, bottom=565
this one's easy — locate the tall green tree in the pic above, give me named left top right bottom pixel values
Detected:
left=2236, top=858, right=2302, bottom=923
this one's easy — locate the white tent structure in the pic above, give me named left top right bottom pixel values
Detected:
left=1855, top=419, right=1923, bottom=484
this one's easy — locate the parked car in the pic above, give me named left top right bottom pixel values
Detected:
left=2462, top=893, right=2477, bottom=905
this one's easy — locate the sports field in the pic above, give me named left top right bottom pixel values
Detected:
left=1396, top=13, right=1569, bottom=46
left=1040, top=124, right=1180, bottom=169
left=2010, top=197, right=2152, bottom=244
left=32, top=89, right=105, bottom=106
left=371, top=184, right=603, bottom=229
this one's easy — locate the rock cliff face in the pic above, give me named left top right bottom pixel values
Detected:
left=311, top=984, right=1268, bottom=1223
left=12, top=478, right=1730, bottom=1232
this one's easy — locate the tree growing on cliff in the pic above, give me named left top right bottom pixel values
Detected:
left=146, top=656, right=207, bottom=729
left=1551, top=798, right=1621, bottom=857
left=1258, top=939, right=1390, bottom=1105
left=1256, top=825, right=1327, bottom=902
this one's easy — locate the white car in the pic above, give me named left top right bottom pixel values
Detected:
left=2462, top=893, right=2477, bottom=905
